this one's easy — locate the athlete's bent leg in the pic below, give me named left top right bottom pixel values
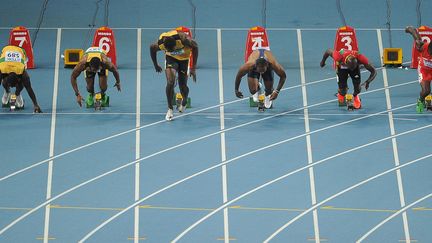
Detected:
left=165, top=68, right=176, bottom=110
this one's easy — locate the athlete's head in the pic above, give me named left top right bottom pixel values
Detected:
left=89, top=57, right=101, bottom=72
left=255, top=57, right=269, bottom=73
left=345, top=55, right=358, bottom=70
left=163, top=36, right=176, bottom=52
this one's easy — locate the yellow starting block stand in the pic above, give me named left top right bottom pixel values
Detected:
left=94, top=93, right=102, bottom=110
left=171, top=93, right=191, bottom=108
left=345, top=93, right=354, bottom=110
left=257, top=94, right=265, bottom=112
left=426, top=94, right=432, bottom=111
left=249, top=94, right=266, bottom=111
left=9, top=94, right=17, bottom=111
left=63, top=49, right=84, bottom=68
left=383, top=48, right=403, bottom=67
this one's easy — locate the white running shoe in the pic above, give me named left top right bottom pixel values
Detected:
left=165, top=109, right=174, bottom=121
left=178, top=104, right=186, bottom=113
left=264, top=95, right=273, bottom=109
left=252, top=92, right=259, bottom=102
left=16, top=95, right=24, bottom=108
left=252, top=82, right=263, bottom=102
left=2, top=91, right=10, bottom=105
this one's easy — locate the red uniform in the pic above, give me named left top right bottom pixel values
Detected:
left=332, top=49, right=369, bottom=69
left=418, top=42, right=432, bottom=82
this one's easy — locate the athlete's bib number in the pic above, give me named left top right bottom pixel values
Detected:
left=5, top=51, right=22, bottom=62
left=341, top=36, right=353, bottom=50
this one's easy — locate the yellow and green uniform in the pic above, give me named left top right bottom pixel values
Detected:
left=158, top=30, right=191, bottom=61
left=0, top=45, right=27, bottom=75
left=84, top=46, right=106, bottom=63
left=84, top=46, right=108, bottom=77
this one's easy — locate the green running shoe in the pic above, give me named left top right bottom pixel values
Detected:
left=86, top=93, right=94, bottom=108
left=416, top=99, right=425, bottom=114
left=101, top=93, right=109, bottom=107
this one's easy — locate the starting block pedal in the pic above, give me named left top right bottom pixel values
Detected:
left=258, top=94, right=265, bottom=112
left=171, top=93, right=191, bottom=108
left=94, top=93, right=102, bottom=110
left=345, top=94, right=354, bottom=110
left=426, top=94, right=432, bottom=111
left=9, top=94, right=16, bottom=111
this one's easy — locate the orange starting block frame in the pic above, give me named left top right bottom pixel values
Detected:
left=244, top=26, right=270, bottom=62
left=92, top=26, right=117, bottom=67
left=9, top=26, right=34, bottom=69
left=333, top=26, right=359, bottom=69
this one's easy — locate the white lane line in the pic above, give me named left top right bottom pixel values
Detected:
left=0, top=65, right=417, bottom=182
left=171, top=110, right=428, bottom=243
left=0, top=111, right=426, bottom=117
left=77, top=103, right=414, bottom=243
left=377, top=29, right=411, bottom=243
left=0, top=77, right=417, bottom=236
left=298, top=117, right=325, bottom=121
left=393, top=118, right=418, bottom=121
left=134, top=28, right=142, bottom=243
left=43, top=28, right=61, bottom=243
left=0, top=100, right=415, bottom=237
left=205, top=116, right=233, bottom=120
left=297, top=28, right=320, bottom=243
left=356, top=192, right=432, bottom=243
left=217, top=28, right=230, bottom=243
left=265, top=151, right=432, bottom=243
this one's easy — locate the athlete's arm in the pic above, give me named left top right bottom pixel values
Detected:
left=320, top=48, right=334, bottom=67
left=269, top=60, right=286, bottom=100
left=180, top=33, right=198, bottom=69
left=180, top=33, right=199, bottom=82
left=361, top=63, right=377, bottom=90
left=149, top=42, right=162, bottom=72
left=22, top=71, right=42, bottom=113
left=71, top=60, right=86, bottom=96
left=70, top=59, right=86, bottom=107
left=405, top=26, right=423, bottom=51
left=234, top=62, right=254, bottom=98
left=103, top=56, right=121, bottom=91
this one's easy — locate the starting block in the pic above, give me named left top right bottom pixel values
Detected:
left=94, top=93, right=102, bottom=110
left=64, top=49, right=84, bottom=68
left=258, top=94, right=265, bottom=112
left=249, top=94, right=267, bottom=112
left=3, top=94, right=24, bottom=111
left=345, top=94, right=354, bottom=110
left=411, top=26, right=432, bottom=69
left=9, top=94, right=17, bottom=111
left=86, top=93, right=109, bottom=109
left=426, top=94, right=432, bottom=111
left=171, top=92, right=191, bottom=108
